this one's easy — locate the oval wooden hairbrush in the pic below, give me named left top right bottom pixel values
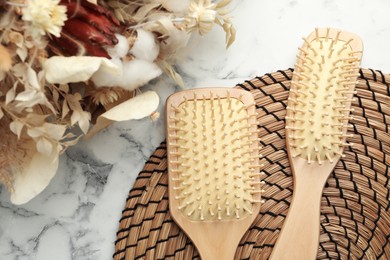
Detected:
left=270, top=28, right=363, bottom=260
left=166, top=88, right=263, bottom=260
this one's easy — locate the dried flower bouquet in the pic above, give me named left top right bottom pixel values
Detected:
left=0, top=0, right=235, bottom=204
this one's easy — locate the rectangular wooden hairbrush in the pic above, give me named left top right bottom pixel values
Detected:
left=166, top=88, right=263, bottom=260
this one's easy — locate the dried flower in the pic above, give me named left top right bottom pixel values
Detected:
left=22, top=0, right=67, bottom=38
left=185, top=0, right=236, bottom=47
left=90, top=87, right=125, bottom=106
left=49, top=0, right=120, bottom=58
left=186, top=0, right=217, bottom=35
left=0, top=0, right=234, bottom=204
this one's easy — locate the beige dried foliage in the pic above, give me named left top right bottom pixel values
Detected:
left=85, top=90, right=159, bottom=139
left=157, top=59, right=185, bottom=87
left=0, top=0, right=234, bottom=204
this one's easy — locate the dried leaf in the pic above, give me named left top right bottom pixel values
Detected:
left=85, top=91, right=159, bottom=139
left=10, top=142, right=60, bottom=205
left=151, top=17, right=175, bottom=36
left=78, top=111, right=91, bottom=134
left=157, top=60, right=185, bottom=87
left=66, top=93, right=83, bottom=111
left=62, top=100, right=70, bottom=119
left=41, top=123, right=67, bottom=140
left=114, top=9, right=125, bottom=23
left=102, top=91, right=159, bottom=121
left=44, top=56, right=121, bottom=84
left=84, top=116, right=113, bottom=139
left=27, top=123, right=66, bottom=141
left=5, top=86, right=16, bottom=105
left=133, top=3, right=161, bottom=22
left=16, top=46, right=28, bottom=62
left=15, top=89, right=40, bottom=102
left=12, top=63, right=27, bottom=78
left=59, top=84, right=69, bottom=93
left=216, top=0, right=232, bottom=9
left=36, top=137, right=53, bottom=156
left=9, top=121, right=24, bottom=139
left=71, top=110, right=91, bottom=134
left=14, top=89, right=55, bottom=113
left=70, top=110, right=80, bottom=126
left=52, top=88, right=59, bottom=106
left=222, top=21, right=236, bottom=48
left=27, top=66, right=40, bottom=89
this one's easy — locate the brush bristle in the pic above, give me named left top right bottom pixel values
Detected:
left=286, top=28, right=362, bottom=164
left=168, top=90, right=262, bottom=221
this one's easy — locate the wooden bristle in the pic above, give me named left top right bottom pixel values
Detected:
left=287, top=28, right=362, bottom=164
left=168, top=89, right=262, bottom=221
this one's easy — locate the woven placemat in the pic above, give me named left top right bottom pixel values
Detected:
left=113, top=68, right=390, bottom=260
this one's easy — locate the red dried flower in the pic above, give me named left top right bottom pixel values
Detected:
left=49, top=0, right=120, bottom=58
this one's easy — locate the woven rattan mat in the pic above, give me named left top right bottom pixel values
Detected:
left=114, top=68, right=390, bottom=260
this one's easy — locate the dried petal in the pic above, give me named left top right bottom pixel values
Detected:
left=71, top=110, right=91, bottom=134
left=102, top=91, right=159, bottom=121
left=157, top=60, right=184, bottom=87
left=9, top=121, right=24, bottom=139
left=27, top=123, right=66, bottom=140
left=16, top=46, right=28, bottom=62
left=85, top=91, right=159, bottom=139
left=5, top=86, right=16, bottom=105
left=44, top=56, right=121, bottom=84
left=10, top=143, right=60, bottom=205
left=62, top=100, right=70, bottom=119
left=36, top=138, right=53, bottom=156
left=27, top=66, right=40, bottom=89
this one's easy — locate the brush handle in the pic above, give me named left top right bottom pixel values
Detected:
left=187, top=221, right=244, bottom=260
left=270, top=164, right=331, bottom=260
left=198, top=242, right=237, bottom=260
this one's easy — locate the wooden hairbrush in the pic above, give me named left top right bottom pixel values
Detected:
left=166, top=88, right=263, bottom=260
left=270, top=28, right=363, bottom=260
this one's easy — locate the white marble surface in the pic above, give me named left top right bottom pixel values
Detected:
left=1, top=0, right=390, bottom=259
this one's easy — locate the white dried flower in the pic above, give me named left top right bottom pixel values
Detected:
left=185, top=0, right=236, bottom=47
left=186, top=0, right=217, bottom=35
left=22, top=0, right=67, bottom=38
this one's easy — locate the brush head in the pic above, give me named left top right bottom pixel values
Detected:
left=286, top=28, right=363, bottom=165
left=167, top=89, right=262, bottom=222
